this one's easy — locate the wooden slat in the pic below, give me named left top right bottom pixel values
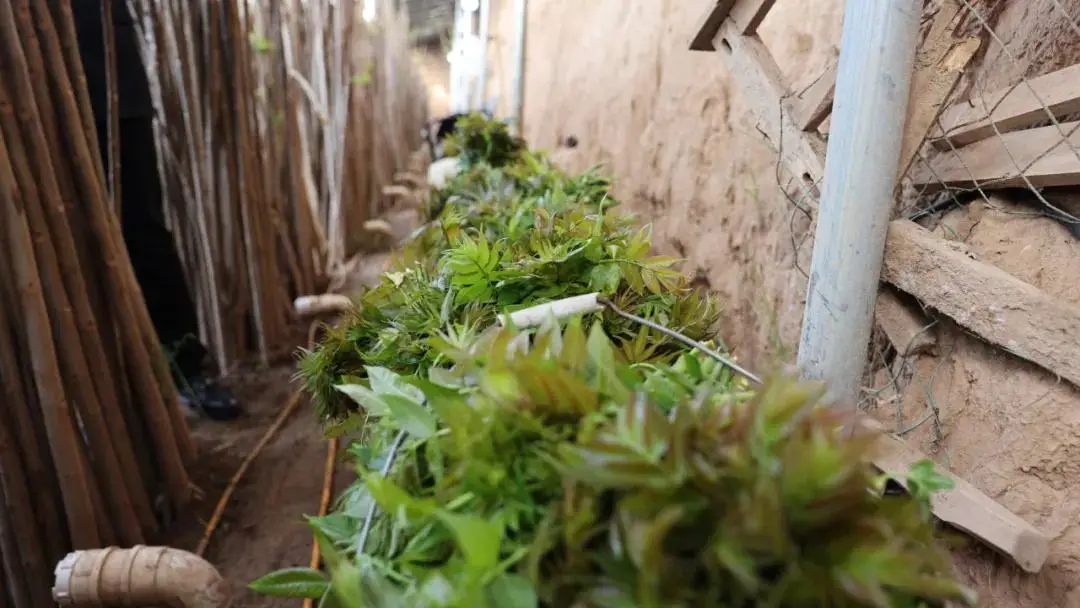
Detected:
left=713, top=18, right=827, bottom=186
left=872, top=433, right=1050, bottom=573
left=689, top=0, right=737, bottom=52
left=933, top=62, right=1080, bottom=150
left=897, top=0, right=981, bottom=180
left=874, top=287, right=936, bottom=357
left=729, top=0, right=776, bottom=35
left=909, top=120, right=1080, bottom=191
left=688, top=0, right=776, bottom=51
left=794, top=59, right=837, bottom=132
left=882, top=218, right=1080, bottom=390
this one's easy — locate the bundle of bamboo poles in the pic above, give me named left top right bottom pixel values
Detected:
left=124, top=0, right=428, bottom=370
left=0, top=1, right=196, bottom=605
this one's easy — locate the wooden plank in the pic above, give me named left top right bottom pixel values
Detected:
left=689, top=0, right=776, bottom=51
left=730, top=0, right=776, bottom=35
left=874, top=288, right=937, bottom=357
left=882, top=218, right=1080, bottom=390
left=933, top=62, right=1080, bottom=150
left=909, top=120, right=1080, bottom=191
left=713, top=18, right=827, bottom=187
left=794, top=58, right=837, bottom=132
left=897, top=0, right=980, bottom=181
left=872, top=433, right=1050, bottom=573
left=689, top=0, right=736, bottom=52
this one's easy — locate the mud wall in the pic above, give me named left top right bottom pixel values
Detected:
left=484, top=0, right=843, bottom=367
left=482, top=0, right=1080, bottom=605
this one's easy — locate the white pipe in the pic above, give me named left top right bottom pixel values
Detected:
left=510, top=0, right=528, bottom=134
left=53, top=546, right=230, bottom=607
left=796, top=0, right=920, bottom=405
left=500, top=293, right=602, bottom=328
left=448, top=2, right=470, bottom=114
left=476, top=0, right=490, bottom=111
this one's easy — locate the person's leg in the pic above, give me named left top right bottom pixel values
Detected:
left=109, top=117, right=240, bottom=421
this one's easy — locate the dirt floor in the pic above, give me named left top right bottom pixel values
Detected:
left=163, top=358, right=355, bottom=607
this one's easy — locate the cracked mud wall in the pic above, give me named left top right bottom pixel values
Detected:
left=484, top=0, right=843, bottom=368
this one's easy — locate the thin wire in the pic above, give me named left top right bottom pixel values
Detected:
left=356, top=430, right=408, bottom=554
left=597, top=297, right=764, bottom=386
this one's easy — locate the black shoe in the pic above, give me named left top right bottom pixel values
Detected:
left=178, top=376, right=242, bottom=421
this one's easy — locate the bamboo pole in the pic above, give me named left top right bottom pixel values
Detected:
left=0, top=75, right=142, bottom=546
left=0, top=256, right=69, bottom=563
left=0, top=116, right=99, bottom=551
left=0, top=354, right=51, bottom=607
left=122, top=0, right=427, bottom=368
left=22, top=0, right=195, bottom=503
left=11, top=0, right=157, bottom=540
left=102, top=0, right=122, bottom=211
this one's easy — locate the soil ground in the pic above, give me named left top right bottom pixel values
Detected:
left=163, top=353, right=355, bottom=607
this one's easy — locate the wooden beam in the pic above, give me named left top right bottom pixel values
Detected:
left=794, top=59, right=837, bottom=132
left=933, top=62, right=1080, bottom=150
left=874, top=288, right=937, bottom=357
left=712, top=18, right=827, bottom=186
left=909, top=120, right=1080, bottom=191
left=872, top=433, right=1050, bottom=573
left=882, top=218, right=1080, bottom=390
left=689, top=0, right=736, bottom=52
left=897, top=0, right=981, bottom=181
left=689, top=0, right=776, bottom=51
left=729, top=0, right=776, bottom=35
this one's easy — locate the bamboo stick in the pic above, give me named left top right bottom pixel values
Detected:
left=0, top=81, right=142, bottom=546
left=0, top=502, right=30, bottom=608
left=0, top=116, right=99, bottom=551
left=196, top=389, right=305, bottom=556
left=0, top=360, right=51, bottom=606
left=23, top=0, right=194, bottom=504
left=45, top=0, right=105, bottom=183
left=102, top=0, right=122, bottom=211
left=12, top=0, right=158, bottom=539
left=123, top=0, right=427, bottom=369
left=0, top=255, right=69, bottom=562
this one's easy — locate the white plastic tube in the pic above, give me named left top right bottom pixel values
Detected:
left=499, top=293, right=602, bottom=328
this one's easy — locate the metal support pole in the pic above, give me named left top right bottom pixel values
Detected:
left=448, top=1, right=469, bottom=113
left=510, top=0, right=528, bottom=134
left=796, top=0, right=920, bottom=406
left=476, top=0, right=490, bottom=111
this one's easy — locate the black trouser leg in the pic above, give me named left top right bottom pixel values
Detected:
left=97, top=118, right=208, bottom=380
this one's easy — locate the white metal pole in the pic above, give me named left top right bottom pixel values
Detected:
left=510, top=0, right=528, bottom=134
left=448, top=1, right=469, bottom=113
left=476, top=0, right=490, bottom=111
left=796, top=0, right=920, bottom=406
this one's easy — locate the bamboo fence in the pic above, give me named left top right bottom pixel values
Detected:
left=0, top=0, right=427, bottom=602
left=0, top=1, right=196, bottom=604
left=125, top=0, right=429, bottom=370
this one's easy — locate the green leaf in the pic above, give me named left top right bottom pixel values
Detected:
left=335, top=384, right=389, bottom=417
left=908, top=459, right=954, bottom=493
left=381, top=394, right=438, bottom=438
left=485, top=573, right=538, bottom=608
left=366, top=367, right=425, bottom=403
left=249, top=568, right=329, bottom=599
left=435, top=509, right=502, bottom=572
